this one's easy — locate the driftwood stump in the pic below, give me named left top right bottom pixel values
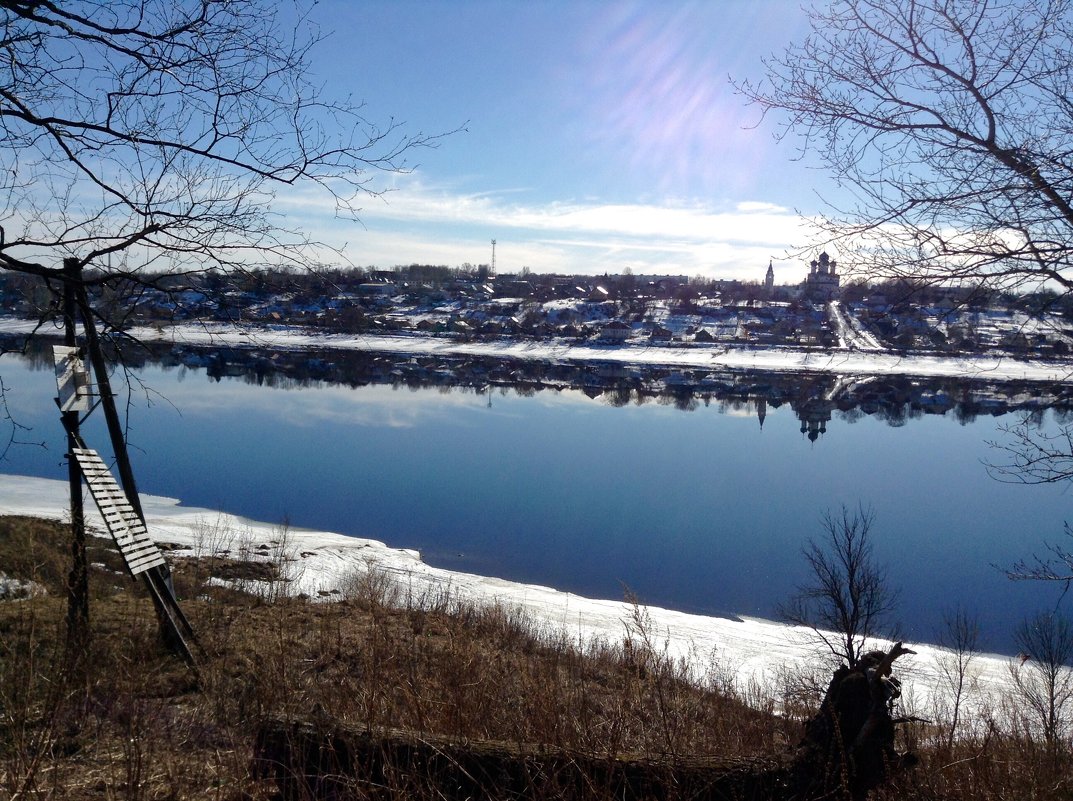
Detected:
left=792, top=641, right=919, bottom=800
left=252, top=642, right=915, bottom=800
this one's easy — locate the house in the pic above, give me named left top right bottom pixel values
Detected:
left=863, top=292, right=889, bottom=311
left=358, top=282, right=398, bottom=296
left=559, top=323, right=582, bottom=339
left=415, top=318, right=443, bottom=333
left=487, top=298, right=524, bottom=315
left=599, top=320, right=631, bottom=342
left=649, top=325, right=673, bottom=341
left=448, top=318, right=473, bottom=335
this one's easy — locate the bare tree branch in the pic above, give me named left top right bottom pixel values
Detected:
left=0, top=0, right=460, bottom=465
left=987, top=415, right=1073, bottom=485
left=737, top=0, right=1073, bottom=295
left=1005, top=522, right=1073, bottom=588
left=0, top=0, right=456, bottom=294
left=1009, top=611, right=1073, bottom=748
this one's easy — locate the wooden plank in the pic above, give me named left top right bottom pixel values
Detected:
left=71, top=448, right=166, bottom=575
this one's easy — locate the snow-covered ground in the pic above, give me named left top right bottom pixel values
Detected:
left=0, top=472, right=1032, bottom=722
left=4, top=316, right=1071, bottom=384
left=828, top=301, right=884, bottom=351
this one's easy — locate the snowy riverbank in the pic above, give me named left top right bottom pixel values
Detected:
left=0, top=471, right=1029, bottom=721
left=4, top=315, right=1073, bottom=384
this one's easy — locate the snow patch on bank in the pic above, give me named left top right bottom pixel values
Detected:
left=0, top=472, right=1029, bottom=720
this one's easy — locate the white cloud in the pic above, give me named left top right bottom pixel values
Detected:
left=275, top=175, right=817, bottom=281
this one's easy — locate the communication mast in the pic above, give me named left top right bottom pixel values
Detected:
left=490, top=239, right=496, bottom=277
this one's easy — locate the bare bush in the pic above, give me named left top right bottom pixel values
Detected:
left=936, top=606, right=982, bottom=746
left=1009, top=611, right=1073, bottom=750
left=780, top=504, right=898, bottom=667
left=340, top=558, right=402, bottom=608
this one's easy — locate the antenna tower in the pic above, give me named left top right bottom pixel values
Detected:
left=490, top=239, right=496, bottom=277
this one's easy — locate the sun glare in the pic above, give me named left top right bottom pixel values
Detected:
left=566, top=2, right=788, bottom=198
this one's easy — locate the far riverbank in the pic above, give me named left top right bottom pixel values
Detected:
left=4, top=315, right=1073, bottom=383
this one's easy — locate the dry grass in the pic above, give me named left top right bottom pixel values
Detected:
left=0, top=514, right=1071, bottom=800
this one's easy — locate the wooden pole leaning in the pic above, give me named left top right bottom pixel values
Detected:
left=65, top=264, right=199, bottom=671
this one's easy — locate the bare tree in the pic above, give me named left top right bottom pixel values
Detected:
left=0, top=0, right=449, bottom=656
left=780, top=504, right=898, bottom=667
left=1009, top=611, right=1073, bottom=749
left=0, top=0, right=446, bottom=325
left=738, top=0, right=1073, bottom=297
left=992, top=421, right=1073, bottom=625
left=935, top=605, right=981, bottom=747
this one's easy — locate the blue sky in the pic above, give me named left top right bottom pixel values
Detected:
left=285, top=1, right=823, bottom=282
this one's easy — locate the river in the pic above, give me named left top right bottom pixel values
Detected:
left=0, top=346, right=1070, bottom=654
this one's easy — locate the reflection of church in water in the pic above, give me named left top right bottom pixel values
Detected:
left=794, top=374, right=859, bottom=442
left=756, top=374, right=862, bottom=443
left=796, top=394, right=835, bottom=442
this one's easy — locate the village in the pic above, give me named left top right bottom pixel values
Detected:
left=3, top=253, right=1071, bottom=359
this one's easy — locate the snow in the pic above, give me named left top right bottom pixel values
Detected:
left=828, top=301, right=884, bottom=351
left=0, top=472, right=1033, bottom=719
left=3, top=315, right=1069, bottom=384
left=0, top=570, right=46, bottom=600
left=141, top=322, right=1073, bottom=382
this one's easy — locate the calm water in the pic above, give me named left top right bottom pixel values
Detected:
left=1, top=353, right=1070, bottom=654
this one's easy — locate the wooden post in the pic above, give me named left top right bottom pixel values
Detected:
left=74, top=285, right=146, bottom=523
left=73, top=281, right=199, bottom=669
left=61, top=257, right=89, bottom=645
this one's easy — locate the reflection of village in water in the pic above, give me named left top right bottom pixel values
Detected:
left=9, top=334, right=1070, bottom=443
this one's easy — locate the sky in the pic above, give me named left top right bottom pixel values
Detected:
left=282, top=1, right=825, bottom=283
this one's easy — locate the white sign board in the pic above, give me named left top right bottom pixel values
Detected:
left=52, top=345, right=91, bottom=413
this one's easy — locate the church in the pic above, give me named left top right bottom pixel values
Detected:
left=802, top=251, right=840, bottom=300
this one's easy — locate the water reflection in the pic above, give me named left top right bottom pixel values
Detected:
left=5, top=333, right=1069, bottom=445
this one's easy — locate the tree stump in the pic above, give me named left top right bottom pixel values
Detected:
left=792, top=642, right=919, bottom=800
